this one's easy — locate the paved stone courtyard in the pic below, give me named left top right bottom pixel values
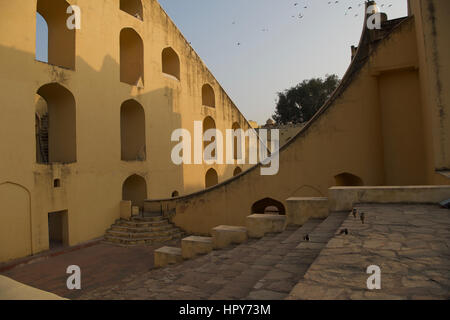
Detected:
left=1, top=240, right=180, bottom=299
left=1, top=204, right=449, bottom=300
left=288, top=204, right=450, bottom=300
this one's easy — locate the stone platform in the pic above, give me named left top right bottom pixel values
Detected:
left=288, top=204, right=450, bottom=300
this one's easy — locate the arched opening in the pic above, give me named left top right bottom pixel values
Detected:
left=0, top=182, right=32, bottom=262
left=233, top=167, right=242, bottom=176
left=120, top=0, right=144, bottom=20
left=251, top=198, right=286, bottom=215
left=120, top=28, right=144, bottom=86
left=232, top=122, right=242, bottom=160
left=120, top=0, right=143, bottom=20
left=171, top=191, right=179, bottom=198
left=203, top=116, right=216, bottom=159
left=120, top=100, right=146, bottom=161
left=36, top=83, right=77, bottom=164
left=36, top=0, right=75, bottom=69
left=205, top=168, right=218, bottom=188
left=122, top=175, right=147, bottom=209
left=36, top=12, right=48, bottom=63
left=162, top=47, right=180, bottom=80
left=334, top=173, right=364, bottom=186
left=202, top=84, right=215, bottom=108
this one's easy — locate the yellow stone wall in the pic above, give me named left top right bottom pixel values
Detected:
left=145, top=1, right=450, bottom=235
left=0, top=0, right=253, bottom=262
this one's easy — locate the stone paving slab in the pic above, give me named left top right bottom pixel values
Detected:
left=287, top=204, right=450, bottom=300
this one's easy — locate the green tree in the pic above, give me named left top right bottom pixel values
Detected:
left=272, top=74, right=340, bottom=125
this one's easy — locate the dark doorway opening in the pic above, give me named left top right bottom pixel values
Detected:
left=48, top=210, right=68, bottom=249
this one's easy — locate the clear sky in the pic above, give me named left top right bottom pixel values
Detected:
left=36, top=0, right=408, bottom=124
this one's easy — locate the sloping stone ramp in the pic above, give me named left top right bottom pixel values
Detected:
left=79, top=212, right=349, bottom=300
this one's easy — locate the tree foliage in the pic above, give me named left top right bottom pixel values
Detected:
left=272, top=74, right=340, bottom=125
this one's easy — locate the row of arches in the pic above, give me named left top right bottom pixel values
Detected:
left=205, top=167, right=242, bottom=189
left=203, top=117, right=244, bottom=161
left=34, top=83, right=145, bottom=163
left=34, top=83, right=234, bottom=164
left=123, top=173, right=285, bottom=217
left=123, top=166, right=244, bottom=209
left=35, top=1, right=217, bottom=108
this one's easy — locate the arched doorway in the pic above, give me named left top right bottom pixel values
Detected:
left=37, top=0, right=76, bottom=69
left=120, top=0, right=143, bottom=20
left=202, top=84, right=215, bottom=108
left=334, top=172, right=364, bottom=186
left=122, top=175, right=147, bottom=209
left=251, top=198, right=286, bottom=215
left=120, top=99, right=146, bottom=161
left=203, top=116, right=216, bottom=160
left=0, top=182, right=32, bottom=262
left=232, top=122, right=243, bottom=160
left=120, top=28, right=144, bottom=86
left=233, top=167, right=242, bottom=176
left=205, top=168, right=218, bottom=188
left=162, top=47, right=180, bottom=80
left=36, top=83, right=77, bottom=164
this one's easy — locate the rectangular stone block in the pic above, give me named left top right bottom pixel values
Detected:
left=246, top=214, right=287, bottom=238
left=329, top=186, right=450, bottom=211
left=131, top=206, right=140, bottom=216
left=286, top=197, right=329, bottom=226
left=120, top=200, right=132, bottom=220
left=211, top=225, right=248, bottom=249
left=181, top=236, right=213, bottom=259
left=154, top=246, right=182, bottom=268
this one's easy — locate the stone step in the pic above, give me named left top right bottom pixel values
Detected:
left=246, top=214, right=286, bottom=238
left=104, top=232, right=184, bottom=246
left=286, top=197, right=329, bottom=226
left=106, top=228, right=181, bottom=239
left=114, top=219, right=169, bottom=228
left=154, top=246, right=183, bottom=268
left=181, top=236, right=213, bottom=259
left=211, top=225, right=248, bottom=249
left=131, top=215, right=165, bottom=222
left=110, top=224, right=173, bottom=233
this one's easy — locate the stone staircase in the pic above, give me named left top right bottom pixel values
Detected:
left=37, top=113, right=49, bottom=163
left=103, top=215, right=185, bottom=246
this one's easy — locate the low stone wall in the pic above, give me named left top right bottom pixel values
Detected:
left=329, top=186, right=450, bottom=211
left=286, top=197, right=329, bottom=226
